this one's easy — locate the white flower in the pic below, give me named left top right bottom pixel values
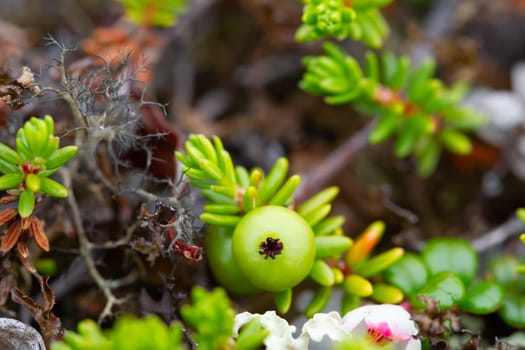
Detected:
left=233, top=304, right=421, bottom=350
left=341, top=304, right=421, bottom=350
left=233, top=311, right=308, bottom=349
left=300, top=311, right=348, bottom=343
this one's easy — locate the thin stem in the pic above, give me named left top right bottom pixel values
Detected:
left=471, top=216, right=525, bottom=252
left=61, top=168, right=129, bottom=323
left=294, top=121, right=374, bottom=203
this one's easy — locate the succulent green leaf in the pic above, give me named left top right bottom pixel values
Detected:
left=24, top=119, right=46, bottom=155
left=317, top=56, right=345, bottom=76
left=383, top=253, right=428, bottom=297
left=352, top=0, right=393, bottom=11
left=315, top=235, right=353, bottom=258
left=354, top=247, right=404, bottom=277
left=305, top=286, right=332, bottom=318
left=297, top=186, right=339, bottom=217
left=235, top=318, right=270, bottom=350
left=181, top=286, right=234, bottom=350
left=16, top=128, right=33, bottom=159
left=318, top=78, right=349, bottom=94
left=185, top=168, right=213, bottom=182
left=387, top=55, right=410, bottom=91
left=381, top=52, right=399, bottom=87
left=355, top=11, right=382, bottom=48
left=371, top=283, right=403, bottom=304
left=459, top=280, right=504, bottom=314
left=25, top=173, right=41, bottom=193
left=415, top=271, right=465, bottom=310
left=235, top=166, right=250, bottom=189
left=200, top=212, right=241, bottom=227
left=0, top=158, right=21, bottom=175
left=175, top=151, right=196, bottom=168
left=444, top=108, right=486, bottom=130
left=364, top=52, right=379, bottom=82
left=408, top=59, right=436, bottom=103
left=249, top=168, right=264, bottom=188
left=369, top=112, right=398, bottom=144
left=195, top=134, right=218, bottom=165
left=0, top=142, right=21, bottom=165
left=416, top=138, right=441, bottom=176
left=309, top=259, right=335, bottom=286
left=199, top=159, right=224, bottom=182
left=274, top=288, right=292, bottom=314
left=343, top=274, right=373, bottom=297
left=313, top=215, right=345, bottom=236
left=242, top=186, right=259, bottom=212
left=18, top=190, right=35, bottom=218
left=203, top=187, right=236, bottom=203
left=39, top=177, right=68, bottom=198
left=268, top=174, right=301, bottom=206
left=439, top=129, right=472, bottom=155
left=42, top=136, right=59, bottom=159
left=323, top=42, right=349, bottom=64
left=0, top=173, right=24, bottom=190
left=45, top=146, right=78, bottom=170
left=44, top=115, right=55, bottom=135
left=341, top=292, right=361, bottom=315
left=203, top=203, right=241, bottom=215
left=325, top=89, right=362, bottom=105
left=185, top=142, right=207, bottom=168
left=259, top=158, right=289, bottom=203
left=394, top=115, right=432, bottom=157
left=422, top=238, right=478, bottom=286
left=303, top=203, right=331, bottom=227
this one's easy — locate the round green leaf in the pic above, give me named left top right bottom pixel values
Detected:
left=18, top=190, right=35, bottom=218
left=383, top=253, right=428, bottom=296
left=422, top=238, right=478, bottom=286
left=415, top=271, right=465, bottom=310
left=459, top=280, right=504, bottom=314
left=500, top=294, right=525, bottom=328
left=488, top=255, right=522, bottom=288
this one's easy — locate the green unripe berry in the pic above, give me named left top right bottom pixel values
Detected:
left=232, top=206, right=316, bottom=292
left=206, top=226, right=260, bottom=295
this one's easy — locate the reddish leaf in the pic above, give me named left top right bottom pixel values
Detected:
left=1, top=221, right=21, bottom=252
left=30, top=217, right=49, bottom=252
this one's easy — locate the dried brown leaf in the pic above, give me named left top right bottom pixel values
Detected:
left=16, top=241, right=29, bottom=259
left=0, top=195, right=17, bottom=204
left=30, top=217, right=49, bottom=252
left=16, top=247, right=36, bottom=273
left=0, top=208, right=17, bottom=226
left=1, top=221, right=21, bottom=252
left=20, top=216, right=31, bottom=230
left=11, top=275, right=64, bottom=345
